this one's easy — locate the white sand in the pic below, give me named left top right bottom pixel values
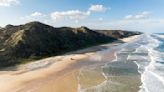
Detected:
left=0, top=53, right=94, bottom=92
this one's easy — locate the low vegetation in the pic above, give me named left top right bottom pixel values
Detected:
left=0, top=21, right=142, bottom=67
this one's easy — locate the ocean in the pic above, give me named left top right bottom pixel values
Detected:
left=78, top=34, right=164, bottom=92
left=135, top=34, right=164, bottom=92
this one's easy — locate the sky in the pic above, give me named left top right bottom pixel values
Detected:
left=0, top=0, right=164, bottom=33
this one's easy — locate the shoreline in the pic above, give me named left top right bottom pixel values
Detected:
left=0, top=35, right=141, bottom=92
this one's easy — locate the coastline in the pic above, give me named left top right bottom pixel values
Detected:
left=0, top=35, right=141, bottom=92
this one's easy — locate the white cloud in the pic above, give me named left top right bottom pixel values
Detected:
left=31, top=12, right=43, bottom=17
left=50, top=4, right=108, bottom=22
left=18, top=4, right=113, bottom=29
left=51, top=10, right=90, bottom=20
left=20, top=12, right=48, bottom=24
left=89, top=4, right=108, bottom=12
left=21, top=12, right=45, bottom=19
left=124, top=11, right=151, bottom=20
left=124, top=15, right=133, bottom=19
left=0, top=0, right=19, bottom=7
left=98, top=17, right=103, bottom=21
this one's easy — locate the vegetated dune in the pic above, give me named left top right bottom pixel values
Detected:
left=0, top=21, right=142, bottom=67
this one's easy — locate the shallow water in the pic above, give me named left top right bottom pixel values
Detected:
left=78, top=35, right=141, bottom=92
left=78, top=34, right=164, bottom=92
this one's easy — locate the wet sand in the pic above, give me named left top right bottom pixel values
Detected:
left=0, top=35, right=140, bottom=92
left=35, top=71, right=79, bottom=92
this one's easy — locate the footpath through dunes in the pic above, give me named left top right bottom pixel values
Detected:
left=0, top=21, right=142, bottom=67
left=0, top=35, right=140, bottom=92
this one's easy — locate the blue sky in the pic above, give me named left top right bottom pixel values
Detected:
left=0, top=0, right=164, bottom=33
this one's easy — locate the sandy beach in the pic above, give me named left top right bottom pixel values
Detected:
left=0, top=35, right=140, bottom=92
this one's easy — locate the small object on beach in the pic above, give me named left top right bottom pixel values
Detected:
left=70, top=58, right=75, bottom=60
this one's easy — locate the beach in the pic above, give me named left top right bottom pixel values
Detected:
left=0, top=35, right=140, bottom=92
